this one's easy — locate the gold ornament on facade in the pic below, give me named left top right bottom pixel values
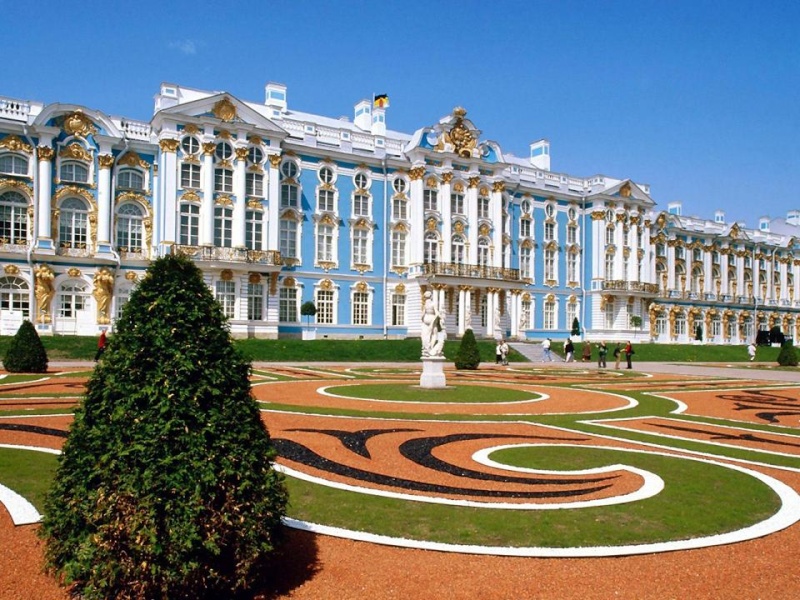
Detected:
left=619, top=182, right=632, bottom=197
left=478, top=223, right=490, bottom=236
left=320, top=278, right=333, bottom=291
left=453, top=221, right=465, bottom=234
left=183, top=124, right=199, bottom=135
left=118, top=151, right=150, bottom=169
left=248, top=273, right=261, bottom=284
left=36, top=146, right=55, bottom=161
left=159, top=139, right=180, bottom=153
left=268, top=154, right=282, bottom=168
left=220, top=269, right=233, bottom=282
left=125, top=271, right=138, bottom=281
left=59, top=142, right=92, bottom=162
left=395, top=283, right=406, bottom=293
left=446, top=110, right=477, bottom=158
left=0, top=134, right=33, bottom=154
left=92, top=268, right=115, bottom=324
left=492, top=181, right=505, bottom=193
left=212, top=97, right=237, bottom=122
left=62, top=111, right=97, bottom=137
left=98, top=154, right=115, bottom=169
left=3, top=264, right=19, bottom=275
left=453, top=181, right=465, bottom=193
left=235, top=147, right=249, bottom=161
left=392, top=222, right=408, bottom=233
left=426, top=218, right=438, bottom=231
left=441, top=171, right=454, bottom=184
left=408, top=166, right=425, bottom=180
left=468, top=176, right=481, bottom=189
left=355, top=281, right=368, bottom=293
left=217, top=129, right=231, bottom=140
left=67, top=267, right=81, bottom=277
left=0, top=178, right=32, bottom=197
left=591, top=210, right=605, bottom=221
left=34, top=264, right=55, bottom=323
left=425, top=175, right=439, bottom=188
left=202, top=142, right=216, bottom=156
left=215, top=196, right=233, bottom=206
left=283, top=276, right=296, bottom=288
left=181, top=191, right=201, bottom=203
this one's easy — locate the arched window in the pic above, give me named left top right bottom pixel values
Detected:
left=477, top=237, right=490, bottom=267
left=0, top=154, right=28, bottom=176
left=0, top=190, right=28, bottom=244
left=118, top=169, right=144, bottom=191
left=691, top=267, right=703, bottom=293
left=179, top=203, right=200, bottom=246
left=60, top=161, right=89, bottom=183
left=0, top=276, right=29, bottom=318
left=424, top=231, right=439, bottom=264
left=58, top=280, right=89, bottom=318
left=59, top=197, right=89, bottom=248
left=116, top=203, right=144, bottom=252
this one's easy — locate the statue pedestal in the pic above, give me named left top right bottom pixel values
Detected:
left=420, top=356, right=447, bottom=389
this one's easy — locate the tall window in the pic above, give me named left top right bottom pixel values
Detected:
left=605, top=226, right=615, bottom=245
left=566, top=302, right=578, bottom=330
left=451, top=192, right=464, bottom=215
left=520, top=218, right=531, bottom=238
left=520, top=299, right=531, bottom=330
left=0, top=276, right=29, bottom=317
left=215, top=280, right=236, bottom=319
left=451, top=235, right=465, bottom=264
left=180, top=163, right=201, bottom=189
left=352, top=228, right=369, bottom=265
left=392, top=197, right=407, bottom=220
left=317, top=223, right=334, bottom=262
left=318, top=188, right=335, bottom=212
left=605, top=252, right=615, bottom=280
left=478, top=194, right=490, bottom=219
left=567, top=253, right=577, bottom=282
left=567, top=225, right=577, bottom=245
left=543, top=300, right=556, bottom=330
left=316, top=289, right=334, bottom=324
left=604, top=301, right=615, bottom=329
left=391, top=292, right=406, bottom=326
left=214, top=205, right=233, bottom=247
left=353, top=193, right=370, bottom=217
left=0, top=154, right=28, bottom=175
left=424, top=232, right=438, bottom=263
left=245, top=209, right=262, bottom=250
left=247, top=282, right=263, bottom=321
left=214, top=168, right=233, bottom=193
left=59, top=198, right=89, bottom=248
left=246, top=173, right=263, bottom=197
left=477, top=237, right=490, bottom=267
left=423, top=186, right=438, bottom=211
left=392, top=231, right=406, bottom=267
left=352, top=291, right=369, bottom=325
left=520, top=246, right=532, bottom=280
left=656, top=313, right=667, bottom=336
left=544, top=222, right=555, bottom=241
left=116, top=203, right=144, bottom=252
left=60, top=161, right=89, bottom=184
left=279, top=288, right=298, bottom=322
left=179, top=203, right=200, bottom=246
left=280, top=218, right=298, bottom=258
left=544, top=248, right=556, bottom=281
left=58, top=281, right=88, bottom=318
left=0, top=191, right=28, bottom=244
left=280, top=161, right=299, bottom=208
left=674, top=312, right=687, bottom=337
left=118, top=169, right=144, bottom=190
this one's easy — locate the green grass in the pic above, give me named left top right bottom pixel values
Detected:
left=550, top=341, right=784, bottom=364
left=0, top=448, right=59, bottom=511
left=324, top=383, right=540, bottom=403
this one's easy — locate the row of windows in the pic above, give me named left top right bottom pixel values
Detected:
left=1, top=154, right=146, bottom=192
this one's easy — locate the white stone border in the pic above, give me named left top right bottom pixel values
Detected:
left=317, top=383, right=549, bottom=406
left=0, top=444, right=61, bottom=526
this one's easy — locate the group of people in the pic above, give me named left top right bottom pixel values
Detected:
left=495, top=339, right=510, bottom=365
left=540, top=338, right=635, bottom=369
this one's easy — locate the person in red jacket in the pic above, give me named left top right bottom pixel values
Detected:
left=94, top=330, right=107, bottom=361
left=624, top=340, right=634, bottom=369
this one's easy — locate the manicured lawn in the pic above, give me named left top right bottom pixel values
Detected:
left=324, top=383, right=539, bottom=403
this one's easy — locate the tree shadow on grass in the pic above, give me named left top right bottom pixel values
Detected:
left=251, top=527, right=320, bottom=599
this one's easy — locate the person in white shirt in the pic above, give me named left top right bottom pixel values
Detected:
left=541, top=338, right=553, bottom=362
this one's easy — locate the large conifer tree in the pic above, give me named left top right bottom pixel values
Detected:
left=40, top=254, right=287, bottom=600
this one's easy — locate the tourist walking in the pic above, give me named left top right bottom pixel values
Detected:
left=624, top=340, right=634, bottom=369
left=613, top=343, right=622, bottom=369
left=542, top=338, right=553, bottom=362
left=500, top=339, right=509, bottom=366
left=495, top=340, right=503, bottom=364
left=94, top=330, right=107, bottom=362
left=564, top=339, right=575, bottom=362
left=597, top=341, right=608, bottom=368
left=747, top=342, right=757, bottom=362
left=581, top=343, right=592, bottom=362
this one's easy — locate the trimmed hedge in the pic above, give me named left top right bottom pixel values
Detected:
left=3, top=320, right=48, bottom=373
left=454, top=328, right=481, bottom=370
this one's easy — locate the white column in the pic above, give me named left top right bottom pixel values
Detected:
left=510, top=291, right=519, bottom=338
left=467, top=177, right=479, bottom=264
left=485, top=289, right=495, bottom=337
left=458, top=287, right=466, bottom=336
left=408, top=166, right=425, bottom=267
left=36, top=146, right=54, bottom=248
left=440, top=173, right=452, bottom=263
left=490, top=182, right=504, bottom=268
left=200, top=143, right=215, bottom=246
left=233, top=148, right=247, bottom=248
left=97, top=153, right=113, bottom=250
left=267, top=154, right=281, bottom=251
left=159, top=139, right=178, bottom=248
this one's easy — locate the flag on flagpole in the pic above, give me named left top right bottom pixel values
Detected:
left=373, top=94, right=390, bottom=108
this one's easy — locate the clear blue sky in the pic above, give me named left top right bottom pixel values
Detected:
left=3, top=0, right=798, bottom=226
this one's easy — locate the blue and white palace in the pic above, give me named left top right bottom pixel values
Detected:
left=1, top=82, right=798, bottom=343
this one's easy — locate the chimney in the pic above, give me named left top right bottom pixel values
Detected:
left=265, top=82, right=287, bottom=114
left=530, top=139, right=550, bottom=171
left=354, top=100, right=371, bottom=131
left=714, top=210, right=725, bottom=224
left=667, top=201, right=682, bottom=216
left=759, top=216, right=770, bottom=232
left=371, top=107, right=386, bottom=136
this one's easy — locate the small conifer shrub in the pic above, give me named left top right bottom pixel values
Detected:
left=777, top=342, right=799, bottom=367
left=40, top=254, right=287, bottom=600
left=3, top=320, right=48, bottom=373
left=454, top=328, right=481, bottom=370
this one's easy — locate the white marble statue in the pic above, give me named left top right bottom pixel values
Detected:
left=421, top=291, right=445, bottom=357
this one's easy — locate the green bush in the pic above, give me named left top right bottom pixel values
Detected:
left=777, top=342, right=799, bottom=367
left=3, top=320, right=48, bottom=373
left=40, top=254, right=287, bottom=600
left=454, top=328, right=481, bottom=370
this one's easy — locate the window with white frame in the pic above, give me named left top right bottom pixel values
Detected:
left=423, top=186, right=438, bottom=212
left=0, top=191, right=28, bottom=244
left=280, top=161, right=299, bottom=208
left=248, top=146, right=264, bottom=166
left=181, top=136, right=200, bottom=156
left=0, top=276, right=29, bottom=318
left=0, top=154, right=28, bottom=176
left=477, top=237, right=490, bottom=267
left=520, top=245, right=532, bottom=279
left=352, top=228, right=369, bottom=265
left=58, top=281, right=88, bottom=318
left=180, top=163, right=200, bottom=189
left=543, top=300, right=556, bottom=330
left=566, top=302, right=577, bottom=330
left=604, top=300, right=615, bottom=329
left=711, top=314, right=721, bottom=338
left=179, top=203, right=200, bottom=246
left=544, top=247, right=556, bottom=281
left=353, top=192, right=370, bottom=217
left=451, top=191, right=464, bottom=215
left=279, top=287, right=298, bottom=322
left=280, top=217, right=298, bottom=258
left=480, top=295, right=487, bottom=327
left=391, top=292, right=406, bottom=326
left=247, top=282, right=263, bottom=321
left=520, top=299, right=531, bottom=329
left=656, top=312, right=667, bottom=336
left=215, top=280, right=236, bottom=319
left=545, top=203, right=556, bottom=219
left=478, top=194, right=490, bottom=219
left=246, top=173, right=264, bottom=197
left=391, top=230, right=406, bottom=267
left=544, top=222, right=555, bottom=241
left=215, top=142, right=233, bottom=161
left=674, top=312, right=687, bottom=337
left=60, top=161, right=89, bottom=184
left=392, top=177, right=406, bottom=194
left=214, top=168, right=233, bottom=193
left=214, top=205, right=233, bottom=247
left=354, top=172, right=369, bottom=190
left=316, top=289, right=335, bottom=324
left=605, top=226, right=615, bottom=245
left=424, top=231, right=439, bottom=263
left=567, top=252, right=577, bottom=282
left=118, top=169, right=144, bottom=191
left=451, top=234, right=465, bottom=264
left=567, top=225, right=577, bottom=244
left=245, top=209, right=262, bottom=250
left=318, top=187, right=335, bottom=212
left=316, top=222, right=334, bottom=262
left=520, top=218, right=531, bottom=238
left=115, top=285, right=131, bottom=319
left=392, top=197, right=407, bottom=220
left=352, top=291, right=369, bottom=325
left=59, top=197, right=89, bottom=248
left=116, top=203, right=144, bottom=252
left=605, top=252, right=615, bottom=280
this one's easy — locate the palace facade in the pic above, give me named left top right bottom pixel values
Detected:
left=0, top=82, right=798, bottom=343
